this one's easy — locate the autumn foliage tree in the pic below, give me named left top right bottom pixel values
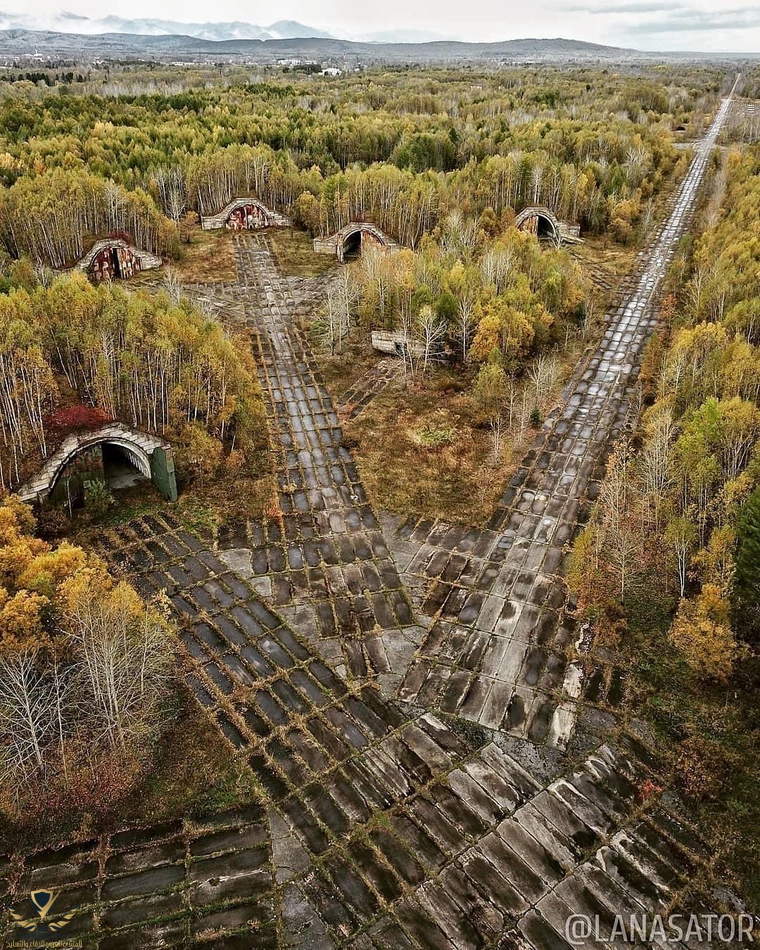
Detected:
left=0, top=273, right=268, bottom=492
left=0, top=496, right=174, bottom=806
left=345, top=218, right=584, bottom=371
left=472, top=362, right=511, bottom=464
left=669, top=583, right=738, bottom=683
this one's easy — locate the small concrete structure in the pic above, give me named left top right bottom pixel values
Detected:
left=76, top=239, right=162, bottom=282
left=201, top=198, right=291, bottom=231
left=314, top=223, right=400, bottom=262
left=371, top=330, right=425, bottom=359
left=515, top=206, right=582, bottom=245
left=19, top=422, right=177, bottom=505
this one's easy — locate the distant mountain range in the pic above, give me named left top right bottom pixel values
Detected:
left=0, top=12, right=337, bottom=42
left=0, top=12, right=457, bottom=43
left=2, top=26, right=748, bottom=64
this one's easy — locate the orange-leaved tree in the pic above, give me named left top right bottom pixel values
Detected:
left=0, top=495, right=174, bottom=801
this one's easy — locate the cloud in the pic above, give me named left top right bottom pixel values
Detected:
left=627, top=5, right=760, bottom=32
left=560, top=0, right=688, bottom=13
left=554, top=0, right=760, bottom=41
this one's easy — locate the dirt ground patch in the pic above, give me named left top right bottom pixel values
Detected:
left=570, top=235, right=638, bottom=304
left=344, top=369, right=518, bottom=525
left=267, top=228, right=338, bottom=278
left=171, top=226, right=238, bottom=282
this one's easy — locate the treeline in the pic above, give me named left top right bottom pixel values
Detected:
left=0, top=65, right=724, bottom=266
left=0, top=495, right=174, bottom=810
left=0, top=167, right=178, bottom=268
left=0, top=71, right=87, bottom=86
left=0, top=134, right=684, bottom=268
left=0, top=271, right=267, bottom=491
left=0, top=65, right=721, bottom=179
left=570, top=146, right=760, bottom=682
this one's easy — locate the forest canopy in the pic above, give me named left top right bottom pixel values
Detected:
left=0, top=494, right=175, bottom=810
left=0, top=272, right=267, bottom=492
left=569, top=143, right=760, bottom=682
left=0, top=65, right=721, bottom=266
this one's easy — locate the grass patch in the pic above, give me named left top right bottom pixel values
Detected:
left=70, top=473, right=274, bottom=542
left=313, top=336, right=385, bottom=398
left=267, top=228, right=338, bottom=277
left=313, top=329, right=587, bottom=525
left=413, top=422, right=457, bottom=448
left=345, top=370, right=513, bottom=524
left=91, top=482, right=166, bottom=526
left=570, top=234, right=638, bottom=301
left=312, top=336, right=511, bottom=526
left=127, top=693, right=258, bottom=823
left=171, top=226, right=237, bottom=283
left=203, top=471, right=279, bottom=528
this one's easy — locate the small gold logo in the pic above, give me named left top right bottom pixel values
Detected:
left=9, top=890, right=78, bottom=932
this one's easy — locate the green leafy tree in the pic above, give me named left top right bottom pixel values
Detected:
left=472, top=363, right=510, bottom=464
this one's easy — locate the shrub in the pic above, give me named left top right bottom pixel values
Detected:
left=45, top=405, right=112, bottom=435
left=669, top=585, right=738, bottom=683
left=84, top=478, right=115, bottom=516
left=675, top=735, right=735, bottom=802
left=415, top=423, right=457, bottom=448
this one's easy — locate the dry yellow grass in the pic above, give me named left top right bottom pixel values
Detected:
left=314, top=338, right=381, bottom=399
left=172, top=227, right=237, bottom=282
left=267, top=228, right=338, bottom=278
left=345, top=371, right=512, bottom=525
left=570, top=234, right=638, bottom=305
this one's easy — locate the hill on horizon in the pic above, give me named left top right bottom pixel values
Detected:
left=0, top=27, right=639, bottom=62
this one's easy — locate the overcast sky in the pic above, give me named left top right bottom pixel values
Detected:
left=16, top=0, right=760, bottom=52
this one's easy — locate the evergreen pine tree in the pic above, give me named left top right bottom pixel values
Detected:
left=734, top=486, right=760, bottom=643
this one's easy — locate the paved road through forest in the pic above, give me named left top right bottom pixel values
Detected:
left=394, top=84, right=738, bottom=744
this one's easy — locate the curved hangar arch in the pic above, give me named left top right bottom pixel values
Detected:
left=514, top=206, right=561, bottom=242
left=18, top=423, right=177, bottom=505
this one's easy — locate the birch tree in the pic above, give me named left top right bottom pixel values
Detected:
left=598, top=442, right=641, bottom=600
left=0, top=652, right=57, bottom=783
left=415, top=305, right=446, bottom=377
left=60, top=568, right=173, bottom=750
left=666, top=515, right=698, bottom=598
